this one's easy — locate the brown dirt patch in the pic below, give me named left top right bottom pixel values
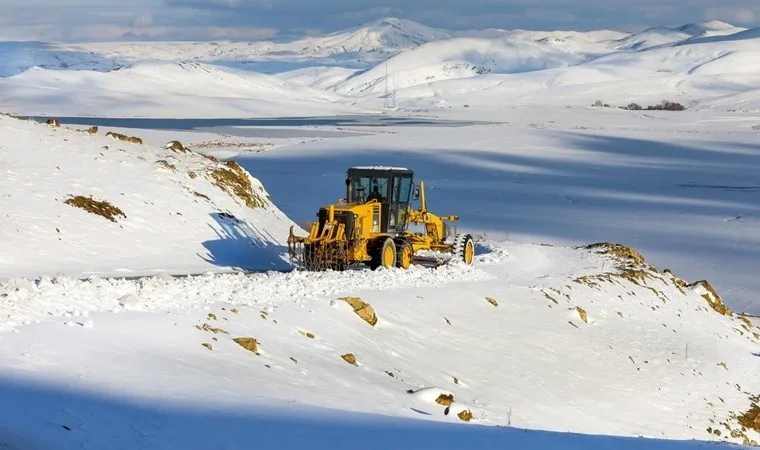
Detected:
left=341, top=353, right=357, bottom=366
left=208, top=161, right=265, bottom=209
left=233, top=337, right=259, bottom=354
left=436, top=394, right=454, bottom=406
left=340, top=297, right=377, bottom=326
left=64, top=195, right=126, bottom=222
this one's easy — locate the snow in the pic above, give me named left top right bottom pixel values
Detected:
left=2, top=16, right=760, bottom=450
left=0, top=114, right=299, bottom=279
left=1, top=237, right=759, bottom=448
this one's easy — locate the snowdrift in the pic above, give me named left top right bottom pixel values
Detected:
left=0, top=60, right=359, bottom=118
left=0, top=113, right=299, bottom=280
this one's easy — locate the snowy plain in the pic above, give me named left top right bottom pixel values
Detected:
left=1, top=15, right=760, bottom=450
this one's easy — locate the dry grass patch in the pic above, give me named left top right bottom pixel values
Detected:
left=340, top=297, right=377, bottom=326
left=208, top=161, right=265, bottom=209
left=195, top=323, right=228, bottom=334
left=689, top=280, right=733, bottom=316
left=201, top=343, right=213, bottom=350
left=188, top=171, right=198, bottom=179
left=729, top=395, right=760, bottom=446
left=233, top=337, right=259, bottom=354
left=485, top=297, right=498, bottom=307
left=576, top=307, right=588, bottom=323
left=585, top=242, right=645, bottom=265
left=457, top=409, right=474, bottom=422
left=166, top=140, right=190, bottom=153
left=64, top=195, right=126, bottom=222
left=156, top=160, right=177, bottom=171
left=193, top=191, right=210, bottom=201
left=436, top=394, right=454, bottom=407
left=341, top=353, right=358, bottom=366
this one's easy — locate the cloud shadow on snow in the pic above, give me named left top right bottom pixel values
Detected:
left=0, top=376, right=736, bottom=450
left=199, top=212, right=292, bottom=271
left=235, top=131, right=760, bottom=312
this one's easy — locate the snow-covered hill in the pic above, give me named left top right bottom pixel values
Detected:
left=612, top=21, right=745, bottom=50
left=0, top=60, right=361, bottom=117
left=330, top=37, right=587, bottom=95
left=0, top=113, right=299, bottom=279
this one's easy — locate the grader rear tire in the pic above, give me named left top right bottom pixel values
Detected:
left=370, top=237, right=396, bottom=270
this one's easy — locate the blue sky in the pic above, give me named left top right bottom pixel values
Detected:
left=1, top=0, right=758, bottom=41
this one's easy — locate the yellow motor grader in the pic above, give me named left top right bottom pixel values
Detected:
left=287, top=166, right=474, bottom=271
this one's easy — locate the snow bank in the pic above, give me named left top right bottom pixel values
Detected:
left=0, top=114, right=298, bottom=280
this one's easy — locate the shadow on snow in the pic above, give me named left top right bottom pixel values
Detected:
left=0, top=376, right=733, bottom=450
left=234, top=131, right=760, bottom=313
left=199, top=212, right=293, bottom=272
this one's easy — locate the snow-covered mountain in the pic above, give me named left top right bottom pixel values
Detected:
left=54, top=18, right=451, bottom=68
left=5, top=17, right=760, bottom=114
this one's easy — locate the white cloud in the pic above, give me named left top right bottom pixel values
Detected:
left=706, top=7, right=758, bottom=24
left=0, top=0, right=759, bottom=42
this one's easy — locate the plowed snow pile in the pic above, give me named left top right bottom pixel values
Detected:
left=0, top=114, right=298, bottom=279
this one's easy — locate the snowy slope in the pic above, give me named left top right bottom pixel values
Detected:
left=0, top=239, right=758, bottom=448
left=0, top=113, right=299, bottom=279
left=331, top=37, right=586, bottom=95
left=0, top=41, right=120, bottom=77
left=0, top=60, right=362, bottom=118
left=612, top=21, right=744, bottom=51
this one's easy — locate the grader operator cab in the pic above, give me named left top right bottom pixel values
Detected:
left=287, top=166, right=474, bottom=271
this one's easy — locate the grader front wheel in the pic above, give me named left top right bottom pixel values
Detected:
left=453, top=233, right=475, bottom=265
left=370, top=237, right=396, bottom=270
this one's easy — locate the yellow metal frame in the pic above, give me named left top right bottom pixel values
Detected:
left=287, top=178, right=461, bottom=269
